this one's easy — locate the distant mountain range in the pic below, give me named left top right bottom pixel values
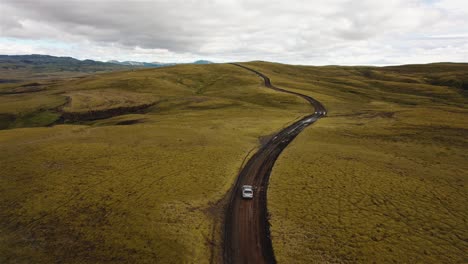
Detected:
left=0, top=54, right=212, bottom=69
left=0, top=54, right=129, bottom=70
left=107, top=59, right=212, bottom=67
left=0, top=54, right=213, bottom=82
left=0, top=54, right=134, bottom=82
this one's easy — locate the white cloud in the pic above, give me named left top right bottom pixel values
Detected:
left=0, top=0, right=467, bottom=64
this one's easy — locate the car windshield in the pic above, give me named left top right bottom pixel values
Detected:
left=244, top=190, right=252, bottom=193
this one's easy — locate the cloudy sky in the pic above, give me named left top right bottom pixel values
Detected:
left=0, top=0, right=467, bottom=65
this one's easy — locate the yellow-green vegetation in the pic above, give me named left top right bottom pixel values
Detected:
left=243, top=62, right=468, bottom=263
left=0, top=64, right=312, bottom=263
left=62, top=89, right=158, bottom=122
left=1, top=61, right=467, bottom=263
left=63, top=89, right=158, bottom=113
left=0, top=90, right=67, bottom=129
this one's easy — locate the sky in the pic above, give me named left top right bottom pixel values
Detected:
left=0, top=0, right=467, bottom=65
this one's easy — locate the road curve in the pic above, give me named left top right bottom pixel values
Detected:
left=223, top=63, right=327, bottom=264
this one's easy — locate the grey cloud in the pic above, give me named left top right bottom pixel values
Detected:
left=0, top=0, right=467, bottom=64
left=1, top=0, right=211, bottom=51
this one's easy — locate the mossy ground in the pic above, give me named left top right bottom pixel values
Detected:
left=1, top=61, right=467, bottom=263
left=0, top=64, right=310, bottom=263
left=243, top=62, right=468, bottom=263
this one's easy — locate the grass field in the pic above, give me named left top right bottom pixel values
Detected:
left=242, top=62, right=468, bottom=263
left=0, top=64, right=311, bottom=263
left=1, top=61, right=467, bottom=263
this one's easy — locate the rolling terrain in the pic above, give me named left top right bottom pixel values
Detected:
left=0, top=63, right=311, bottom=263
left=243, top=62, right=468, bottom=263
left=0, top=61, right=467, bottom=263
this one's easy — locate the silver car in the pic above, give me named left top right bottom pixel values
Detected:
left=242, top=185, right=253, bottom=199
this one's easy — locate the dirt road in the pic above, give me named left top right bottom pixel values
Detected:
left=223, top=63, right=326, bottom=264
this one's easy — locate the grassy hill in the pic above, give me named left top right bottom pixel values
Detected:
left=0, top=61, right=467, bottom=263
left=0, top=63, right=311, bottom=263
left=242, top=62, right=468, bottom=263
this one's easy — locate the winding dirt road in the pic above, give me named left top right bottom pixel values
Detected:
left=223, top=63, right=326, bottom=264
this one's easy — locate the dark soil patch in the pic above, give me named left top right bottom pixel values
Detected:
left=0, top=113, right=15, bottom=129
left=0, top=79, right=21, bottom=84
left=61, top=103, right=156, bottom=123
left=363, top=111, right=395, bottom=118
left=0, top=84, right=45, bottom=94
left=114, top=119, right=145, bottom=125
left=335, top=111, right=395, bottom=119
left=20, top=82, right=41, bottom=87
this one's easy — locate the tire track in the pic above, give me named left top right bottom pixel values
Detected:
left=223, top=63, right=326, bottom=264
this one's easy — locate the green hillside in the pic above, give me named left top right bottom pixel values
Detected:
left=242, top=62, right=468, bottom=263
left=0, top=63, right=311, bottom=263
left=0, top=61, right=467, bottom=263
